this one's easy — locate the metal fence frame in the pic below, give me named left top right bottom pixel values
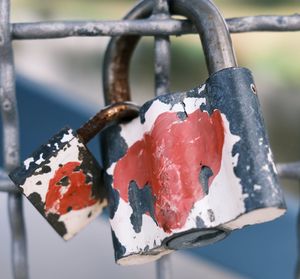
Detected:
left=0, top=0, right=300, bottom=278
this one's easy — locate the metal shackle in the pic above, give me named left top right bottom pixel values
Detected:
left=76, top=102, right=139, bottom=144
left=103, top=0, right=237, bottom=105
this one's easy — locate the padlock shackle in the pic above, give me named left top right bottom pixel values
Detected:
left=170, top=0, right=237, bottom=73
left=103, top=0, right=154, bottom=104
left=76, top=102, right=139, bottom=144
left=103, top=0, right=237, bottom=105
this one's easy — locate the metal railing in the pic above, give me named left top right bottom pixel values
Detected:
left=0, top=0, right=300, bottom=278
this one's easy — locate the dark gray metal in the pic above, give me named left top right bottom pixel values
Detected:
left=227, top=14, right=300, bottom=33
left=10, top=14, right=300, bottom=40
left=277, top=162, right=300, bottom=180
left=0, top=0, right=29, bottom=278
left=153, top=0, right=171, bottom=96
left=0, top=168, right=19, bottom=193
left=0, top=181, right=19, bottom=193
left=156, top=255, right=172, bottom=279
left=103, top=0, right=237, bottom=104
left=169, top=0, right=237, bottom=74
left=11, top=19, right=192, bottom=39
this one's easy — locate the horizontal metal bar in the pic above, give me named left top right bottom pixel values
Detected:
left=227, top=14, right=300, bottom=33
left=0, top=170, right=19, bottom=193
left=0, top=184, right=19, bottom=193
left=277, top=162, right=300, bottom=180
left=11, top=19, right=194, bottom=39
left=0, top=178, right=19, bottom=192
left=10, top=14, right=300, bottom=40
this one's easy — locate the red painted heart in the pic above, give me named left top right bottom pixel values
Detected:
left=45, top=161, right=97, bottom=215
left=113, top=109, right=225, bottom=233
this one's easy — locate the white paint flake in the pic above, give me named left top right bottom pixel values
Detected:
left=60, top=129, right=74, bottom=143
left=24, top=157, right=34, bottom=170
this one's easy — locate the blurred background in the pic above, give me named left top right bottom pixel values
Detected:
left=1, top=0, right=300, bottom=278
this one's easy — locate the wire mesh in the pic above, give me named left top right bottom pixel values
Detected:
left=0, top=0, right=299, bottom=279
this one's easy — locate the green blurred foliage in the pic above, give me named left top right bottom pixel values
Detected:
left=232, top=0, right=294, bottom=6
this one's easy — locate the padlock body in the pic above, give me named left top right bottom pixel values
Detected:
left=101, top=67, right=286, bottom=265
left=10, top=127, right=107, bottom=240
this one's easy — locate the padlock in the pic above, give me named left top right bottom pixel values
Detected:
left=9, top=103, right=139, bottom=240
left=100, top=0, right=287, bottom=265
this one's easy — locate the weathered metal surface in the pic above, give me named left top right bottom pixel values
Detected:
left=9, top=128, right=106, bottom=240
left=103, top=0, right=237, bottom=105
left=101, top=68, right=286, bottom=265
left=4, top=74, right=298, bottom=278
left=10, top=14, right=300, bottom=40
left=102, top=0, right=153, bottom=104
left=153, top=0, right=171, bottom=97
left=9, top=103, right=139, bottom=240
left=100, top=0, right=286, bottom=266
left=168, top=0, right=237, bottom=74
left=153, top=1, right=172, bottom=277
left=77, top=102, right=139, bottom=144
left=0, top=0, right=299, bottom=277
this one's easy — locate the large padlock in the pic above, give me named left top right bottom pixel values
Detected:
left=9, top=103, right=139, bottom=240
left=100, top=0, right=286, bottom=265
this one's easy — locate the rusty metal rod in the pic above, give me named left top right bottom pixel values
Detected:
left=10, top=14, right=300, bottom=40
left=76, top=102, right=140, bottom=144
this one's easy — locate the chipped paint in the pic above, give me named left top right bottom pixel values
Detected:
left=24, top=157, right=34, bottom=170
left=9, top=127, right=107, bottom=240
left=101, top=67, right=286, bottom=265
left=114, top=108, right=224, bottom=233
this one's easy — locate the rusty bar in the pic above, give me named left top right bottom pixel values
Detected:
left=76, top=102, right=140, bottom=144
left=102, top=0, right=153, bottom=105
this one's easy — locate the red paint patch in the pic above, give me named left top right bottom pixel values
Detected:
left=113, top=109, right=224, bottom=233
left=45, top=161, right=97, bottom=215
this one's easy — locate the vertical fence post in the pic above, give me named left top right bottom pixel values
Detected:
left=153, top=0, right=171, bottom=96
left=153, top=1, right=172, bottom=279
left=0, top=0, right=29, bottom=278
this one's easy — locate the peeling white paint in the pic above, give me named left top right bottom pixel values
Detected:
left=35, top=153, right=44, bottom=165
left=60, top=129, right=74, bottom=143
left=24, top=157, right=34, bottom=170
left=20, top=137, right=106, bottom=240
left=253, top=184, right=261, bottom=191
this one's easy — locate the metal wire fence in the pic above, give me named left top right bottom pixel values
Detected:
left=0, top=0, right=300, bottom=278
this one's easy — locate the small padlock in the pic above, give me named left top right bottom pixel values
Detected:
left=101, top=0, right=286, bottom=265
left=9, top=103, right=139, bottom=240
